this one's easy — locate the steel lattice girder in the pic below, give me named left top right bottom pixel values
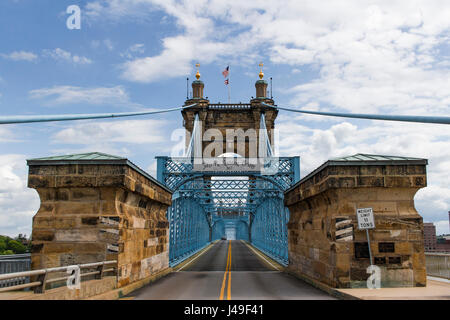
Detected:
left=167, top=196, right=210, bottom=266
left=250, top=197, right=289, bottom=265
left=157, top=156, right=300, bottom=265
left=156, top=156, right=300, bottom=191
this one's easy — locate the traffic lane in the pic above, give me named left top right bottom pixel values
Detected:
left=229, top=271, right=336, bottom=300
left=184, top=240, right=274, bottom=272
left=229, top=241, right=274, bottom=272
left=183, top=240, right=229, bottom=271
left=129, top=271, right=336, bottom=300
left=131, top=271, right=225, bottom=300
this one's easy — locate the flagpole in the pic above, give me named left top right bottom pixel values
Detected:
left=228, top=64, right=231, bottom=103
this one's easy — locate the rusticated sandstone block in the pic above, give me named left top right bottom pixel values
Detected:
left=285, top=155, right=427, bottom=288
left=27, top=153, right=172, bottom=288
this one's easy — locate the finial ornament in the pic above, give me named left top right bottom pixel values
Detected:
left=195, top=63, right=201, bottom=80
left=259, top=62, right=264, bottom=79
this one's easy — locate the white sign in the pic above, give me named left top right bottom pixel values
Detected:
left=356, top=208, right=375, bottom=230
left=67, top=265, right=81, bottom=290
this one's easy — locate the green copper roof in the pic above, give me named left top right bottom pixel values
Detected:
left=286, top=153, right=428, bottom=193
left=329, top=153, right=426, bottom=162
left=27, top=152, right=172, bottom=193
left=28, top=152, right=126, bottom=161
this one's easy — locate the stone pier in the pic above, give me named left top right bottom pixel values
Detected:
left=27, top=152, right=172, bottom=288
left=284, top=154, right=428, bottom=288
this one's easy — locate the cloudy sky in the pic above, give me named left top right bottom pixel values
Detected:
left=0, top=0, right=449, bottom=237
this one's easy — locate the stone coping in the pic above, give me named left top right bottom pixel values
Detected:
left=286, top=156, right=428, bottom=194
left=27, top=157, right=172, bottom=194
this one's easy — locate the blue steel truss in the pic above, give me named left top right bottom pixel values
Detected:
left=157, top=155, right=300, bottom=266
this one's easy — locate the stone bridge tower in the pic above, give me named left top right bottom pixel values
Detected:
left=181, top=65, right=278, bottom=158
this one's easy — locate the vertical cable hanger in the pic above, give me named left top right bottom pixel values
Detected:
left=186, top=77, right=189, bottom=99
left=270, top=77, right=273, bottom=99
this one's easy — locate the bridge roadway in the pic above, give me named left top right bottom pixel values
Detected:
left=127, top=240, right=335, bottom=300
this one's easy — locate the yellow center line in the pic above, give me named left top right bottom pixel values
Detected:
left=219, top=240, right=232, bottom=300
left=227, top=242, right=232, bottom=300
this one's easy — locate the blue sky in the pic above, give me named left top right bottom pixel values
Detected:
left=0, top=0, right=449, bottom=236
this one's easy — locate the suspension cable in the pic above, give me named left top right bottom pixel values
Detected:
left=0, top=104, right=197, bottom=125
left=261, top=102, right=450, bottom=125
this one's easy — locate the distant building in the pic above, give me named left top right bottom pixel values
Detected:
left=423, top=222, right=437, bottom=251
left=436, top=234, right=450, bottom=253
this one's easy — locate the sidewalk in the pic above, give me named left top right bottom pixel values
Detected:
left=337, top=277, right=450, bottom=300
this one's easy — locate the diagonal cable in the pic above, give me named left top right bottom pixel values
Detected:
left=0, top=104, right=197, bottom=125
left=262, top=102, right=450, bottom=125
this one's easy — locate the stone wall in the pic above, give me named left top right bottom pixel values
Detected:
left=284, top=160, right=427, bottom=288
left=28, top=157, right=172, bottom=288
left=182, top=102, right=278, bottom=157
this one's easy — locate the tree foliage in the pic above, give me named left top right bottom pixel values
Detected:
left=0, top=235, right=30, bottom=255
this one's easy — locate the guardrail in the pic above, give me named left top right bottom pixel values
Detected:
left=0, top=254, right=31, bottom=260
left=0, top=254, right=31, bottom=288
left=0, top=260, right=117, bottom=294
left=425, top=253, right=450, bottom=279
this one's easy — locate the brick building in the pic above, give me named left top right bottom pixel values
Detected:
left=423, top=222, right=437, bottom=251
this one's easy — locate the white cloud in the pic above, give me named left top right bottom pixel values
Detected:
left=147, top=160, right=157, bottom=177
left=121, top=36, right=195, bottom=82
left=120, top=43, right=146, bottom=59
left=52, top=119, right=170, bottom=146
left=0, top=127, right=18, bottom=143
left=29, top=85, right=132, bottom=106
left=3, top=0, right=448, bottom=237
left=91, top=39, right=114, bottom=51
left=0, top=51, right=38, bottom=61
left=435, top=220, right=450, bottom=236
left=277, top=119, right=450, bottom=228
left=84, top=0, right=450, bottom=115
left=43, top=48, right=92, bottom=65
left=0, top=154, right=39, bottom=237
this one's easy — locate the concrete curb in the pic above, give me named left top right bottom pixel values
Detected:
left=86, top=268, right=173, bottom=300
left=283, top=269, right=360, bottom=300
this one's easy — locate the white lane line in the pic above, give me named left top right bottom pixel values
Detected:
left=242, top=241, right=281, bottom=271
left=177, top=242, right=216, bottom=272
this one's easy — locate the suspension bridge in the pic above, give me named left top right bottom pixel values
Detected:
left=0, top=66, right=449, bottom=300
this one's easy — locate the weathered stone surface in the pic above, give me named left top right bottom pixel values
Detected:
left=28, top=159, right=172, bottom=289
left=182, top=103, right=277, bottom=157
left=285, top=162, right=427, bottom=288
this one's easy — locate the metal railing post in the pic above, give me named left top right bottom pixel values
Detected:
left=95, top=263, right=105, bottom=280
left=33, top=271, right=48, bottom=294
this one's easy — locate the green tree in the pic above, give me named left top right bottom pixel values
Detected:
left=0, top=239, right=6, bottom=253
left=7, top=240, right=27, bottom=254
left=2, top=250, right=14, bottom=255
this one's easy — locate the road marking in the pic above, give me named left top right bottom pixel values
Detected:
left=176, top=242, right=215, bottom=272
left=219, top=241, right=232, bottom=300
left=227, top=242, right=232, bottom=300
left=243, top=241, right=280, bottom=271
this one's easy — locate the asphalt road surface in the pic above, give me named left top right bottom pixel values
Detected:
left=128, top=240, right=335, bottom=300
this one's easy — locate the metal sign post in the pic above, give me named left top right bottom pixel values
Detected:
left=356, top=208, right=375, bottom=265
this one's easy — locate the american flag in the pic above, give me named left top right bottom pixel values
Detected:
left=224, top=79, right=229, bottom=85
left=222, top=66, right=229, bottom=78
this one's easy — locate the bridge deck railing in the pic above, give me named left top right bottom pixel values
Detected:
left=425, top=253, right=450, bottom=279
left=0, top=259, right=31, bottom=288
left=0, top=260, right=117, bottom=294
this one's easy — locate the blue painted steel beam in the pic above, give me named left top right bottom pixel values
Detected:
left=0, top=104, right=197, bottom=125
left=262, top=102, right=450, bottom=125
